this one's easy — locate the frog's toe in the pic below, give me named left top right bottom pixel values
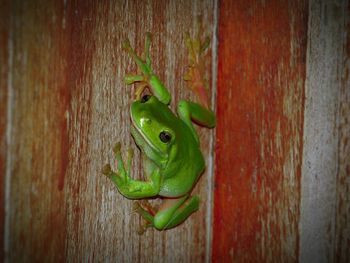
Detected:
left=132, top=201, right=141, bottom=212
left=137, top=222, right=152, bottom=235
left=122, top=39, right=132, bottom=50
left=113, top=142, right=121, bottom=154
left=145, top=32, right=152, bottom=41
left=102, top=163, right=112, bottom=176
left=127, top=148, right=134, bottom=159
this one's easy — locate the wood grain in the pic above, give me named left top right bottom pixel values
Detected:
left=213, top=1, right=308, bottom=261
left=0, top=0, right=11, bottom=261
left=5, top=0, right=349, bottom=261
left=7, top=1, right=69, bottom=261
left=334, top=1, right=350, bottom=262
left=300, top=1, right=350, bottom=262
left=5, top=0, right=216, bottom=261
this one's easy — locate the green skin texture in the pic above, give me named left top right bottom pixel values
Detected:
left=103, top=33, right=215, bottom=231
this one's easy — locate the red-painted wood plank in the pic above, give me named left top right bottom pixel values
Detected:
left=213, top=1, right=308, bottom=261
left=0, top=0, right=11, bottom=260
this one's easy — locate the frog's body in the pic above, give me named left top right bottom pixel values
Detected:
left=131, top=96, right=205, bottom=198
left=103, top=32, right=215, bottom=231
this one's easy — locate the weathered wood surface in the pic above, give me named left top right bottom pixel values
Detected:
left=300, top=1, right=350, bottom=262
left=4, top=1, right=216, bottom=262
left=0, top=0, right=11, bottom=261
left=213, top=0, right=308, bottom=261
left=3, top=0, right=350, bottom=262
left=335, top=2, right=350, bottom=260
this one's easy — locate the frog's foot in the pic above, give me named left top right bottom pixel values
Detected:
left=184, top=32, right=210, bottom=66
left=133, top=201, right=155, bottom=234
left=102, top=143, right=133, bottom=194
left=103, top=143, right=161, bottom=199
left=122, top=33, right=152, bottom=83
left=112, top=142, right=130, bottom=180
left=101, top=162, right=127, bottom=193
left=102, top=163, right=114, bottom=177
left=102, top=142, right=129, bottom=180
left=123, top=32, right=152, bottom=65
left=123, top=33, right=170, bottom=104
left=131, top=202, right=150, bottom=235
left=138, top=199, right=159, bottom=215
left=123, top=38, right=150, bottom=100
left=136, top=219, right=154, bottom=235
left=184, top=21, right=210, bottom=108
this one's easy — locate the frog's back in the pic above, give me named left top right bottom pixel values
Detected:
left=159, top=121, right=205, bottom=197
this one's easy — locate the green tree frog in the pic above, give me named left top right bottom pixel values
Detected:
left=102, top=32, right=215, bottom=231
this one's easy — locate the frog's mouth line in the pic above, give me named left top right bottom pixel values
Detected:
left=130, top=117, right=164, bottom=158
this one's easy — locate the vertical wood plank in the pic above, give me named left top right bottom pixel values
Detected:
left=300, top=1, right=350, bottom=262
left=335, top=2, right=350, bottom=258
left=213, top=1, right=308, bottom=261
left=8, top=1, right=69, bottom=261
left=6, top=0, right=216, bottom=261
left=335, top=1, right=350, bottom=260
left=0, top=0, right=11, bottom=260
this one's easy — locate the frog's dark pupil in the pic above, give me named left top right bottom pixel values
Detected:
left=159, top=131, right=171, bottom=143
left=141, top=95, right=151, bottom=103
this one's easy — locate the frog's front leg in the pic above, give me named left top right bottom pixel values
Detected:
left=102, top=143, right=161, bottom=199
left=123, top=33, right=171, bottom=104
left=177, top=100, right=216, bottom=143
left=134, top=195, right=200, bottom=231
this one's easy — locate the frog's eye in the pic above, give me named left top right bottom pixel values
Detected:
left=159, top=131, right=172, bottom=143
left=141, top=95, right=151, bottom=103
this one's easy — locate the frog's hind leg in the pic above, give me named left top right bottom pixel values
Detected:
left=154, top=195, right=200, bottom=230
left=133, top=195, right=200, bottom=231
left=132, top=201, right=155, bottom=234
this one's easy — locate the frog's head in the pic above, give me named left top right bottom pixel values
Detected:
left=130, top=95, right=178, bottom=168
